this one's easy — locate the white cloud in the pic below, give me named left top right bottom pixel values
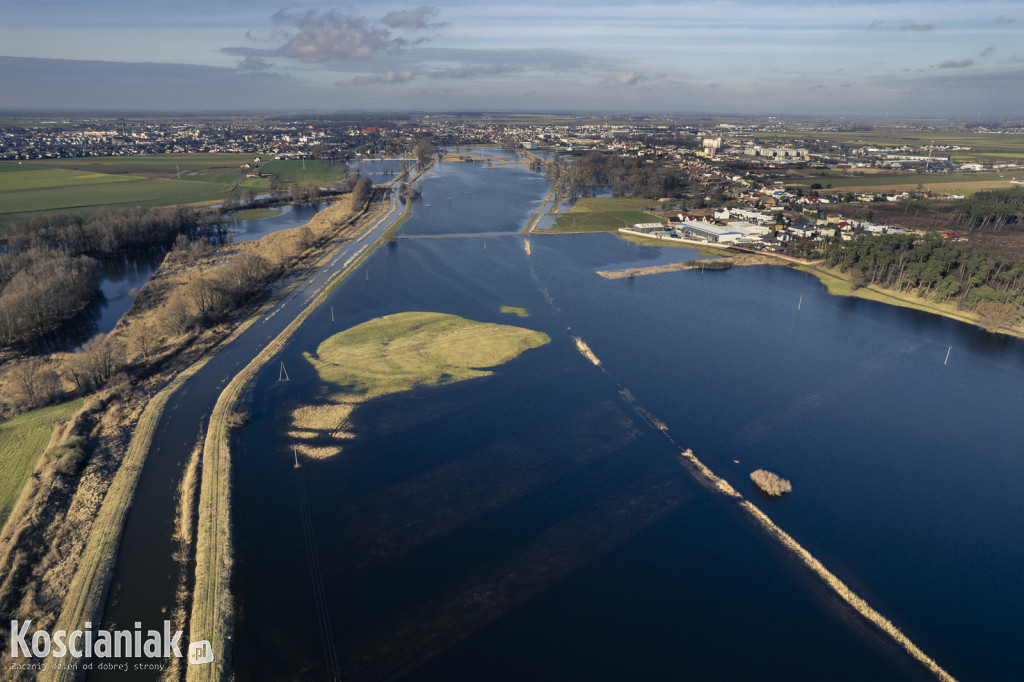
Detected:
left=338, top=70, right=415, bottom=86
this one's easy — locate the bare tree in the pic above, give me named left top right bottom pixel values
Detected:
left=10, top=359, right=60, bottom=409
left=976, top=300, right=1018, bottom=332
left=186, top=277, right=223, bottom=323
left=162, top=292, right=195, bottom=335
left=64, top=333, right=126, bottom=392
left=128, top=320, right=158, bottom=360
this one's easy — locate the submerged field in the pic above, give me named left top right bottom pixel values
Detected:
left=290, top=311, right=550, bottom=458
left=0, top=399, right=83, bottom=529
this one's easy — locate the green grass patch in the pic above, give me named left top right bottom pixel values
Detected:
left=307, top=311, right=549, bottom=399
left=0, top=168, right=145, bottom=192
left=550, top=209, right=661, bottom=233
left=229, top=208, right=283, bottom=221
left=261, top=159, right=348, bottom=185
left=0, top=154, right=254, bottom=178
left=548, top=197, right=663, bottom=233
left=500, top=306, right=529, bottom=317
left=0, top=399, right=83, bottom=529
left=571, top=197, right=659, bottom=212
left=0, top=155, right=259, bottom=226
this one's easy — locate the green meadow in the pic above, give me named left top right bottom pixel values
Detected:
left=0, top=154, right=348, bottom=227
left=549, top=197, right=662, bottom=233
left=0, top=399, right=83, bottom=529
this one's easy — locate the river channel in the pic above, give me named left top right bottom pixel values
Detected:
left=223, top=152, right=1024, bottom=681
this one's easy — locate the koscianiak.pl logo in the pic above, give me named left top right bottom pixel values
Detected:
left=8, top=620, right=213, bottom=673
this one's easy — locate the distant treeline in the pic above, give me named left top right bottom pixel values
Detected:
left=948, top=188, right=1024, bottom=232
left=837, top=188, right=1024, bottom=234
left=0, top=206, right=206, bottom=347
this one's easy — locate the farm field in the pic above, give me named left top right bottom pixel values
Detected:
left=0, top=154, right=250, bottom=225
left=0, top=154, right=348, bottom=227
left=784, top=170, right=1022, bottom=195
left=0, top=399, right=83, bottom=529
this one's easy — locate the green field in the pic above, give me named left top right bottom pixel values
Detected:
left=229, top=207, right=283, bottom=221
left=0, top=154, right=347, bottom=227
left=261, top=159, right=348, bottom=185
left=0, top=399, right=83, bottom=529
left=549, top=197, right=662, bottom=233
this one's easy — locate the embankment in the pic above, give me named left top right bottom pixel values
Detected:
left=185, top=163, right=431, bottom=682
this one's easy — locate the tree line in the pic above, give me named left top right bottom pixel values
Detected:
left=0, top=207, right=213, bottom=348
left=548, top=151, right=693, bottom=200
left=823, top=232, right=1024, bottom=330
left=3, top=206, right=201, bottom=256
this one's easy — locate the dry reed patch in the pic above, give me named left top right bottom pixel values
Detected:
left=750, top=469, right=792, bottom=496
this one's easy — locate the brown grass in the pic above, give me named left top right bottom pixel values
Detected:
left=750, top=469, right=792, bottom=496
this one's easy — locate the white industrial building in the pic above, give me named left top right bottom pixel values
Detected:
left=676, top=222, right=743, bottom=244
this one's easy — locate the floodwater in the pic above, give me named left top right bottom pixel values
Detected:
left=228, top=153, right=1023, bottom=680
left=57, top=202, right=327, bottom=349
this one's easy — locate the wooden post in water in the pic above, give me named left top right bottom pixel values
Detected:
left=293, top=447, right=301, bottom=469
left=798, top=295, right=802, bottom=311
left=331, top=306, right=335, bottom=324
left=944, top=346, right=952, bottom=366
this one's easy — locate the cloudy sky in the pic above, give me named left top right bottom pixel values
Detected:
left=1, top=0, right=1023, bottom=116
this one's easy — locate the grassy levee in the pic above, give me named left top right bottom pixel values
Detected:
left=42, top=188, right=392, bottom=682
left=0, top=400, right=84, bottom=531
left=39, top=363, right=209, bottom=682
left=186, top=167, right=426, bottom=682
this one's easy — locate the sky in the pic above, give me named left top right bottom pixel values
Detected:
left=1, top=0, right=1023, bottom=117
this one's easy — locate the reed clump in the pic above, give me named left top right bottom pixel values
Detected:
left=750, top=469, right=792, bottom=496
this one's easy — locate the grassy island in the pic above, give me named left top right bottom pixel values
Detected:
left=291, top=311, right=550, bottom=458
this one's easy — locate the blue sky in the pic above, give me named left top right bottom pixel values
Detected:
left=1, top=0, right=1023, bottom=116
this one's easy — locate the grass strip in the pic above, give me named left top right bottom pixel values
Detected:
left=0, top=400, right=83, bottom=531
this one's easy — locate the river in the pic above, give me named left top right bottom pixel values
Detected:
left=97, top=150, right=1023, bottom=681
left=226, top=153, right=1023, bottom=681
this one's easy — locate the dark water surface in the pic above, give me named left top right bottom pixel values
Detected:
left=229, top=158, right=1019, bottom=680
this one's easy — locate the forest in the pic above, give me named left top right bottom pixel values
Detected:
left=547, top=151, right=693, bottom=200
left=823, top=232, right=1024, bottom=330
left=0, top=207, right=205, bottom=347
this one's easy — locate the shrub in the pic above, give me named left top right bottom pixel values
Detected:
left=750, top=469, right=792, bottom=496
left=47, top=436, right=89, bottom=476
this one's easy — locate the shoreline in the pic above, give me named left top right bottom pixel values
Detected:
left=612, top=232, right=1024, bottom=341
